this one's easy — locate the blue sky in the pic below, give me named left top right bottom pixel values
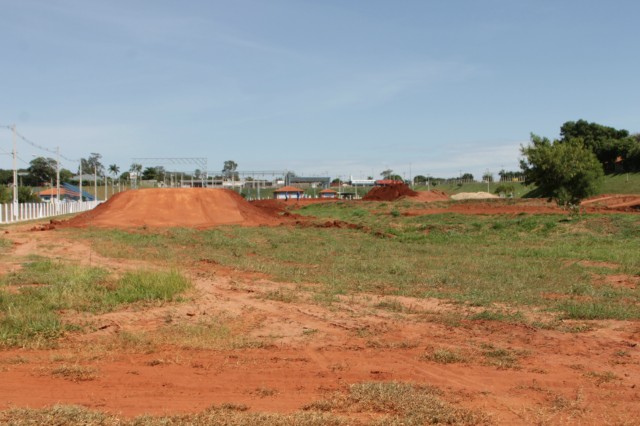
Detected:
left=1, top=0, right=639, bottom=180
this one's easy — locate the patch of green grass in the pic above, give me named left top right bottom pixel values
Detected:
left=557, top=300, right=640, bottom=320
left=105, top=270, right=190, bottom=305
left=0, top=260, right=191, bottom=347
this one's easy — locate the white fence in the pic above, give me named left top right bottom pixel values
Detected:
left=0, top=200, right=100, bottom=224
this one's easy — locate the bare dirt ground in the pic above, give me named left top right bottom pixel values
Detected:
left=1, top=192, right=639, bottom=424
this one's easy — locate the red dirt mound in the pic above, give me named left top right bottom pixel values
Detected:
left=65, top=188, right=283, bottom=229
left=363, top=184, right=418, bottom=201
left=411, top=189, right=450, bottom=202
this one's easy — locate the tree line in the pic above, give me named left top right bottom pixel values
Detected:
left=521, top=119, right=640, bottom=206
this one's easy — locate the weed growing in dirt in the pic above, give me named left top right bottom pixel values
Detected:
left=262, top=288, right=299, bottom=303
left=421, top=347, right=468, bottom=364
left=374, top=298, right=407, bottom=313
left=584, top=370, right=620, bottom=385
left=481, top=343, right=524, bottom=369
left=50, top=364, right=98, bottom=382
left=0, top=260, right=191, bottom=347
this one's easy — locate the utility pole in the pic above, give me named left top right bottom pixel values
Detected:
left=94, top=166, right=97, bottom=201
left=11, top=124, right=17, bottom=207
left=56, top=146, right=60, bottom=202
left=79, top=161, right=83, bottom=201
left=409, top=163, right=412, bottom=188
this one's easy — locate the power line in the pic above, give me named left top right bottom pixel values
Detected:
left=0, top=145, right=30, bottom=165
left=0, top=125, right=80, bottom=164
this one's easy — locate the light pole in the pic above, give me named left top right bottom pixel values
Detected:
left=11, top=124, right=17, bottom=208
left=55, top=146, right=60, bottom=202
left=79, top=161, right=83, bottom=202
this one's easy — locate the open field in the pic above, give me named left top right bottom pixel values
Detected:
left=0, top=190, right=639, bottom=424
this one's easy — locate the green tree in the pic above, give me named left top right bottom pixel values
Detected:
left=560, top=120, right=635, bottom=172
left=380, top=169, right=394, bottom=179
left=141, top=166, right=166, bottom=182
left=222, top=160, right=239, bottom=180
left=18, top=186, right=39, bottom=203
left=498, top=169, right=524, bottom=181
left=624, top=134, right=640, bottom=171
left=413, top=175, right=427, bottom=184
left=461, top=173, right=474, bottom=181
left=129, top=163, right=143, bottom=179
left=520, top=134, right=604, bottom=207
left=59, top=168, right=73, bottom=183
left=25, top=157, right=57, bottom=186
left=80, top=153, right=104, bottom=176
left=0, top=169, right=13, bottom=185
left=108, top=164, right=120, bottom=178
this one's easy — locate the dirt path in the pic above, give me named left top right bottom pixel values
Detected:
left=0, top=224, right=639, bottom=424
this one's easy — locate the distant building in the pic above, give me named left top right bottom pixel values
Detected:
left=319, top=189, right=338, bottom=199
left=350, top=178, right=376, bottom=186
left=273, top=186, right=304, bottom=200
left=38, top=183, right=95, bottom=201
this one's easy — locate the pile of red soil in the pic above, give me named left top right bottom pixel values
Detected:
left=411, top=189, right=450, bottom=202
left=65, top=188, right=283, bottom=229
left=362, top=184, right=451, bottom=202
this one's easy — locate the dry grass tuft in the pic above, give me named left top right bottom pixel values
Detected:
left=50, top=364, right=98, bottom=382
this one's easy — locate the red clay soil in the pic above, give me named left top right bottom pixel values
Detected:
left=581, top=194, right=640, bottom=210
left=363, top=183, right=418, bottom=201
left=410, top=189, right=450, bottom=202
left=65, top=188, right=284, bottom=229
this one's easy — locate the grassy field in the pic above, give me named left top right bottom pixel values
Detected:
left=75, top=201, right=640, bottom=324
left=598, top=172, right=640, bottom=194
left=417, top=172, right=640, bottom=196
